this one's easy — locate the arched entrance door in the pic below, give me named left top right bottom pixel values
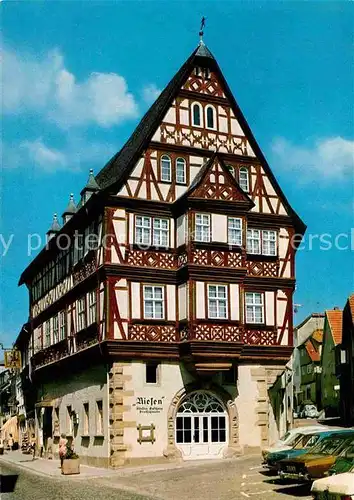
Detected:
left=175, top=391, right=228, bottom=460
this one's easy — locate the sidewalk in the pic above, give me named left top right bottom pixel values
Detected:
left=0, top=450, right=117, bottom=479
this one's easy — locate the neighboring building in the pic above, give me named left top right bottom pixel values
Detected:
left=321, top=309, right=343, bottom=417
left=18, top=40, right=305, bottom=466
left=337, top=294, right=354, bottom=426
left=292, top=313, right=324, bottom=410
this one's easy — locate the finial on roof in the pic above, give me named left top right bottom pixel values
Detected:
left=81, top=168, right=100, bottom=203
left=199, top=16, right=206, bottom=44
left=62, top=193, right=77, bottom=224
left=47, top=213, right=61, bottom=238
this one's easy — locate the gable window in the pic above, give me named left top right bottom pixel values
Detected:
left=208, top=285, right=228, bottom=319
left=88, top=290, right=96, bottom=325
left=176, top=157, right=186, bottom=184
left=239, top=167, right=249, bottom=192
left=143, top=286, right=164, bottom=319
left=192, top=103, right=202, bottom=127
left=153, top=219, right=169, bottom=247
left=195, top=213, right=211, bottom=242
left=204, top=68, right=211, bottom=79
left=77, top=297, right=86, bottom=331
left=53, top=315, right=59, bottom=344
left=245, top=292, right=264, bottom=324
left=226, top=165, right=235, bottom=177
left=228, top=218, right=242, bottom=246
left=59, top=310, right=66, bottom=341
left=135, top=216, right=151, bottom=246
left=161, top=155, right=172, bottom=182
left=262, top=230, right=277, bottom=256
left=206, top=105, right=215, bottom=129
left=247, top=229, right=261, bottom=254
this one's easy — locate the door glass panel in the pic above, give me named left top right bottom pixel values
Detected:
left=219, top=416, right=226, bottom=442
left=176, top=416, right=184, bottom=443
left=203, top=416, right=208, bottom=442
left=211, top=416, right=219, bottom=442
left=194, top=417, right=200, bottom=443
left=184, top=416, right=192, bottom=443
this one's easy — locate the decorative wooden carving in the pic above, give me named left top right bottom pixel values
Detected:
left=182, top=72, right=225, bottom=97
left=243, top=329, right=277, bottom=346
left=73, top=258, right=96, bottom=287
left=160, top=123, right=248, bottom=155
left=246, top=260, right=279, bottom=277
left=137, top=424, right=156, bottom=444
left=191, top=249, right=244, bottom=268
left=126, top=249, right=175, bottom=269
left=128, top=324, right=177, bottom=342
left=193, top=324, right=243, bottom=342
left=177, top=252, right=188, bottom=268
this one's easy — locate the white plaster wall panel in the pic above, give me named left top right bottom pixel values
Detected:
left=116, top=289, right=128, bottom=321
left=237, top=365, right=261, bottom=448
left=158, top=183, right=170, bottom=200
left=196, top=281, right=205, bottom=319
left=175, top=185, right=188, bottom=199
left=246, top=142, right=256, bottom=157
left=42, top=365, right=109, bottom=461
left=176, top=215, right=186, bottom=247
left=131, top=283, right=141, bottom=319
left=178, top=284, right=187, bottom=320
left=190, top=166, right=201, bottom=183
left=170, top=219, right=175, bottom=248
left=180, top=108, right=189, bottom=125
left=113, top=220, right=125, bottom=247
left=251, top=198, right=260, bottom=212
left=166, top=285, right=176, bottom=321
left=277, top=299, right=287, bottom=328
left=129, top=213, right=135, bottom=245
left=128, top=179, right=138, bottom=195
left=219, top=116, right=228, bottom=133
left=119, top=186, right=129, bottom=196
left=123, top=361, right=195, bottom=459
left=151, top=129, right=160, bottom=142
left=265, top=292, right=275, bottom=326
left=137, top=183, right=146, bottom=199
left=151, top=157, right=157, bottom=172
left=262, top=201, right=272, bottom=214
left=230, top=284, right=240, bottom=321
left=278, top=204, right=287, bottom=215
left=190, top=156, right=204, bottom=165
left=163, top=107, right=176, bottom=124
left=131, top=158, right=144, bottom=178
left=111, top=246, right=119, bottom=264
left=212, top=214, right=227, bottom=243
left=230, top=117, right=244, bottom=136
left=278, top=229, right=289, bottom=259
left=262, top=176, right=277, bottom=197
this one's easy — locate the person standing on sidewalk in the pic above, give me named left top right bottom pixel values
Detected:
left=59, top=433, right=68, bottom=470
left=8, top=434, right=14, bottom=451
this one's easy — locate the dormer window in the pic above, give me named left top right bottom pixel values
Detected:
left=204, top=68, right=211, bottom=79
left=195, top=66, right=201, bottom=76
left=161, top=155, right=172, bottom=182
left=226, top=165, right=235, bottom=177
left=239, top=167, right=249, bottom=192
left=192, top=103, right=202, bottom=127
left=206, top=105, right=215, bottom=129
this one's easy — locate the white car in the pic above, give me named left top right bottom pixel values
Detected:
left=262, top=425, right=329, bottom=461
left=311, top=470, right=354, bottom=499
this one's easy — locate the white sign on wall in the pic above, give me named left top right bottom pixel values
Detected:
left=133, top=396, right=165, bottom=415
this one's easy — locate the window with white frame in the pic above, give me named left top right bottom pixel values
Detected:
left=135, top=216, right=169, bottom=247
left=246, top=229, right=261, bottom=254
left=206, top=105, right=215, bottom=129
left=192, top=103, right=202, bottom=127
left=228, top=218, right=242, bottom=246
left=176, top=157, right=186, bottom=184
left=208, top=285, right=228, bottom=319
left=239, top=167, right=249, bottom=192
left=153, top=218, right=169, bottom=247
left=161, top=155, right=172, bottom=182
left=226, top=165, right=235, bottom=177
left=88, top=290, right=96, bottom=325
left=44, top=320, right=51, bottom=347
left=195, top=213, right=210, bottom=242
left=77, top=297, right=86, bottom=331
left=53, top=315, right=59, bottom=344
left=59, top=310, right=66, bottom=341
left=143, top=286, right=164, bottom=319
left=135, top=216, right=151, bottom=246
left=245, top=292, right=264, bottom=324
left=262, top=230, right=277, bottom=256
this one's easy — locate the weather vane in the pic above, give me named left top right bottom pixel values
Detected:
left=199, top=16, right=206, bottom=43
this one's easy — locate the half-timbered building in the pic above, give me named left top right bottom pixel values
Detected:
left=19, top=40, right=306, bottom=467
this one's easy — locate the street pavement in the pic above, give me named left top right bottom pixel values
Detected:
left=0, top=454, right=313, bottom=500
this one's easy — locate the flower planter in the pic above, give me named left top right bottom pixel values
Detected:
left=62, top=458, right=80, bottom=475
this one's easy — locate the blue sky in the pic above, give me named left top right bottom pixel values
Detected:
left=1, top=1, right=353, bottom=346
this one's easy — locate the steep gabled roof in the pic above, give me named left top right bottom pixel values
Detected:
left=348, top=294, right=354, bottom=324
left=95, top=42, right=305, bottom=236
left=326, top=309, right=343, bottom=345
left=305, top=338, right=321, bottom=362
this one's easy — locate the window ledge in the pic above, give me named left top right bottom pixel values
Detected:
left=94, top=434, right=104, bottom=438
left=81, top=434, right=90, bottom=438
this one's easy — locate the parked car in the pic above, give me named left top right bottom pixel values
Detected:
left=264, top=429, right=343, bottom=472
left=328, top=439, right=354, bottom=475
left=261, top=425, right=328, bottom=462
left=278, top=431, right=354, bottom=482
left=311, top=470, right=354, bottom=500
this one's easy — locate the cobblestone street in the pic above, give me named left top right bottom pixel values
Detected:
left=1, top=454, right=313, bottom=500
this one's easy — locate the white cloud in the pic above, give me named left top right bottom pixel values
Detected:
left=2, top=137, right=116, bottom=173
left=2, top=47, right=139, bottom=128
left=142, top=84, right=161, bottom=104
left=271, top=136, right=354, bottom=181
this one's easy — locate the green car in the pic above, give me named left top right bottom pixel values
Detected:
left=328, top=439, right=354, bottom=475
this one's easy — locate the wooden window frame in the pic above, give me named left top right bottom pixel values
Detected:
left=239, top=167, right=250, bottom=193
left=247, top=228, right=278, bottom=256
left=191, top=102, right=202, bottom=128
left=88, top=290, right=97, bottom=325
left=207, top=284, right=228, bottom=320
left=134, top=215, right=170, bottom=248
left=194, top=213, right=211, bottom=243
left=52, top=314, right=59, bottom=345
left=244, top=291, right=265, bottom=325
left=205, top=104, right=216, bottom=130
left=77, top=296, right=87, bottom=332
left=59, top=310, right=66, bottom=341
left=142, top=285, right=165, bottom=320
left=160, top=154, right=172, bottom=182
left=176, top=157, right=187, bottom=185
left=228, top=217, right=243, bottom=247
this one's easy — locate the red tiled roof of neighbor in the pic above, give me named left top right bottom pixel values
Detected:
left=348, top=294, right=354, bottom=323
left=305, top=339, right=321, bottom=362
left=326, top=309, right=343, bottom=345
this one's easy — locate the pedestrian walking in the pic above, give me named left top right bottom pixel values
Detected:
left=8, top=434, right=14, bottom=451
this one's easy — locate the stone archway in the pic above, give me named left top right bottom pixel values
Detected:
left=163, top=381, right=241, bottom=460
